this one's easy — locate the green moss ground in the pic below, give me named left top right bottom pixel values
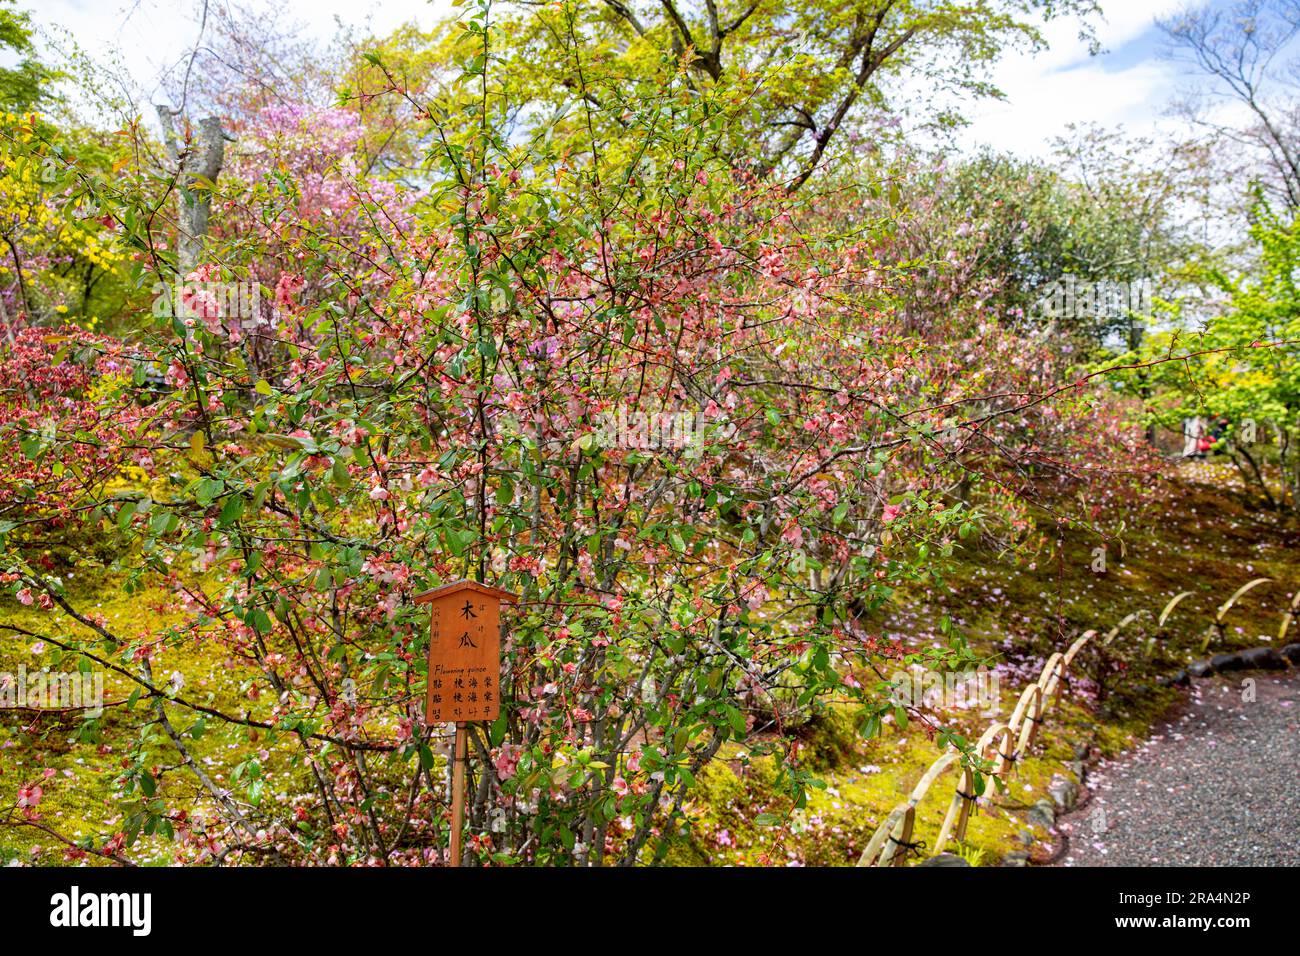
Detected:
left=0, top=565, right=395, bottom=865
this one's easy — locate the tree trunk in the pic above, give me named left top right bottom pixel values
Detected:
left=156, top=107, right=226, bottom=275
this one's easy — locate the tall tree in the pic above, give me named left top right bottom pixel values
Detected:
left=0, top=0, right=57, bottom=111
left=1162, top=0, right=1300, bottom=212
left=483, top=0, right=1102, bottom=189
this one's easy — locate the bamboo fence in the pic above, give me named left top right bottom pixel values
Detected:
left=856, top=576, right=1292, bottom=866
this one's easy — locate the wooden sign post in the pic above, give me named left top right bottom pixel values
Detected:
left=413, top=579, right=518, bottom=867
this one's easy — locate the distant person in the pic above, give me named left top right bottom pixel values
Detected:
left=1181, top=416, right=1206, bottom=458
left=1212, top=416, right=1230, bottom=448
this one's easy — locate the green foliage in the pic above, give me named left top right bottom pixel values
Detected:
left=1111, top=198, right=1300, bottom=509
left=918, top=129, right=1212, bottom=350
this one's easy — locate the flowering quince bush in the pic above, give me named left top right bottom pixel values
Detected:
left=0, top=5, right=1158, bottom=867
left=0, top=328, right=144, bottom=547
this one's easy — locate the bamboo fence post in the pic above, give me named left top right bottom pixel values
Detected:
left=1217, top=577, right=1273, bottom=625
left=1102, top=610, right=1146, bottom=647
left=933, top=766, right=975, bottom=856
left=1203, top=577, right=1272, bottom=651
left=935, top=722, right=1012, bottom=853
left=1279, top=590, right=1300, bottom=643
left=1009, top=682, right=1043, bottom=754
left=858, top=804, right=911, bottom=867
left=1062, top=630, right=1094, bottom=671
left=1037, top=652, right=1065, bottom=708
left=862, top=753, right=961, bottom=865
left=983, top=722, right=1015, bottom=780
left=882, top=807, right=916, bottom=867
left=1157, top=592, right=1193, bottom=629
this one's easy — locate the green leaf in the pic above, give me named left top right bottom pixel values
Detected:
left=196, top=477, right=224, bottom=504
left=495, top=476, right=514, bottom=506
left=490, top=711, right=509, bottom=747
left=219, top=495, right=244, bottom=526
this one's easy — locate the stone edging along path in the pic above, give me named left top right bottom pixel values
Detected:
left=1159, top=642, right=1300, bottom=685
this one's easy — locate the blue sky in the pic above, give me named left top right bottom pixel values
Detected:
left=954, top=0, right=1203, bottom=155
left=12, top=0, right=1221, bottom=157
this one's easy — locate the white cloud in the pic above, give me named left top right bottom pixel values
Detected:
left=961, top=59, right=1181, bottom=155
left=958, top=0, right=1205, bottom=155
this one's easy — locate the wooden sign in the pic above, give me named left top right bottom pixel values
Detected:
left=414, top=580, right=518, bottom=724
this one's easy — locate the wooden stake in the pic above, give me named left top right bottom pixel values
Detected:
left=450, top=721, right=468, bottom=867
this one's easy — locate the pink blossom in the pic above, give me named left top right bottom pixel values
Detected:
left=274, top=272, right=307, bottom=308
left=494, top=744, right=522, bottom=780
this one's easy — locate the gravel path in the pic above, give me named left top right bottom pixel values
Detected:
left=1056, top=671, right=1300, bottom=866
